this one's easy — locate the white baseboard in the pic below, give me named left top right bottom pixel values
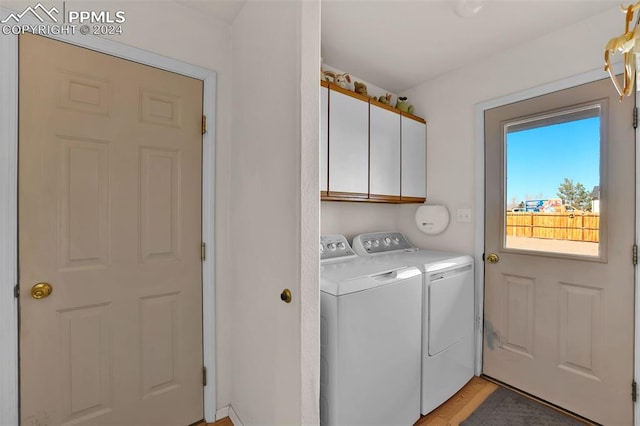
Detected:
left=215, top=405, right=244, bottom=426
left=215, top=406, right=229, bottom=420
left=228, top=406, right=243, bottom=426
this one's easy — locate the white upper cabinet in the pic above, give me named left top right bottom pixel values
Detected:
left=320, top=85, right=329, bottom=193
left=401, top=116, right=426, bottom=199
left=320, top=82, right=426, bottom=203
left=328, top=88, right=369, bottom=195
left=369, top=104, right=401, bottom=199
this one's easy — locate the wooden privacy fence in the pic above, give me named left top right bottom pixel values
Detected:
left=506, top=212, right=600, bottom=243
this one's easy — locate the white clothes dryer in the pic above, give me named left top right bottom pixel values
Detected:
left=320, top=235, right=422, bottom=426
left=352, top=232, right=475, bottom=415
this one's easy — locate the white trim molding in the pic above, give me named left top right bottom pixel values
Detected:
left=215, top=405, right=244, bottom=426
left=0, top=29, right=19, bottom=426
left=228, top=405, right=244, bottom=426
left=635, top=87, right=640, bottom=426
left=215, top=405, right=230, bottom=420
left=0, top=7, right=217, bottom=423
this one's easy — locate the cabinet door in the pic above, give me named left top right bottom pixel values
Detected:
left=401, top=116, right=426, bottom=199
left=320, top=86, right=329, bottom=194
left=328, top=89, right=369, bottom=196
left=370, top=105, right=400, bottom=199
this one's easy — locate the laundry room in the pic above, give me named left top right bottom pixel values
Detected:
left=1, top=1, right=637, bottom=425
left=319, top=2, right=635, bottom=426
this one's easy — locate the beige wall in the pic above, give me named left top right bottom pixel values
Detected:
left=321, top=201, right=399, bottom=242
left=230, top=1, right=319, bottom=424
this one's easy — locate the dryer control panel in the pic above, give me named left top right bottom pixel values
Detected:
left=321, top=235, right=358, bottom=262
left=352, top=232, right=416, bottom=256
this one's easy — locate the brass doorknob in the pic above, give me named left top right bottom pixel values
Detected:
left=280, top=289, right=292, bottom=303
left=486, top=253, right=500, bottom=264
left=31, top=282, right=53, bottom=299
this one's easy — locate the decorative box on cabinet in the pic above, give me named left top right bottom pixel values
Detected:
left=320, top=81, right=426, bottom=204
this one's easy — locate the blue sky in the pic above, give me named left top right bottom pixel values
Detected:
left=506, top=116, right=600, bottom=207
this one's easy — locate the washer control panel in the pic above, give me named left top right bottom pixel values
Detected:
left=321, top=235, right=358, bottom=262
left=352, top=232, right=415, bottom=256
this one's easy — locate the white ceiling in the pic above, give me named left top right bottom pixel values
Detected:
left=177, top=0, right=622, bottom=93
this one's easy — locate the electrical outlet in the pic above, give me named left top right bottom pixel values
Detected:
left=456, top=208, right=472, bottom=223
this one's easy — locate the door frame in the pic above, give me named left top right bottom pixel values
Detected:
left=0, top=10, right=218, bottom=424
left=473, top=62, right=639, bottom=424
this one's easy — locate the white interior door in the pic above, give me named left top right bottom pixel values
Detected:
left=19, top=33, right=205, bottom=425
left=484, top=77, right=635, bottom=425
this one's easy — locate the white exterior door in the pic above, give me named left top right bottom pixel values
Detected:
left=483, top=77, right=634, bottom=425
left=19, top=34, right=205, bottom=425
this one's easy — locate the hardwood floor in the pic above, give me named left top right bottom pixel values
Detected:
left=203, top=377, right=497, bottom=426
left=197, top=417, right=232, bottom=426
left=202, top=376, right=595, bottom=426
left=416, top=376, right=498, bottom=425
left=210, top=418, right=233, bottom=426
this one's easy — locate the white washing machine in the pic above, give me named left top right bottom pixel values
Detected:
left=352, top=232, right=475, bottom=415
left=320, top=235, right=422, bottom=426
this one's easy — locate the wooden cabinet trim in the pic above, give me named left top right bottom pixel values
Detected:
left=369, top=194, right=402, bottom=202
left=320, top=194, right=425, bottom=204
left=328, top=83, right=370, bottom=102
left=370, top=98, right=400, bottom=114
left=400, top=196, right=426, bottom=203
left=320, top=80, right=329, bottom=88
left=326, top=191, right=368, bottom=199
left=401, top=111, right=426, bottom=124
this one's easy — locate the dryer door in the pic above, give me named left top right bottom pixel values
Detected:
left=428, top=264, right=474, bottom=356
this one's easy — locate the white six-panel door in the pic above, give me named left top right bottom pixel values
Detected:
left=19, top=33, right=205, bottom=426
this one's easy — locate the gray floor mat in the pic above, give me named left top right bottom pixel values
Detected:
left=461, top=386, right=586, bottom=426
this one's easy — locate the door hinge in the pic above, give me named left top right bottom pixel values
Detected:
left=633, top=244, right=638, bottom=266
left=202, top=115, right=207, bottom=135
left=201, top=242, right=206, bottom=261
left=634, top=107, right=638, bottom=129
left=14, top=284, right=19, bottom=298
left=633, top=381, right=637, bottom=402
left=482, top=253, right=485, bottom=262
left=203, top=366, right=207, bottom=387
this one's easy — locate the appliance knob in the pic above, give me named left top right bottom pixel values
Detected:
left=384, top=237, right=391, bottom=245
left=327, top=243, right=336, bottom=251
left=337, top=242, right=345, bottom=249
left=373, top=240, right=380, bottom=247
left=393, top=237, right=400, bottom=244
left=320, top=243, right=324, bottom=253
left=364, top=240, right=372, bottom=249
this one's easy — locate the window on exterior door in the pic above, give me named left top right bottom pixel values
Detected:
left=503, top=104, right=602, bottom=258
